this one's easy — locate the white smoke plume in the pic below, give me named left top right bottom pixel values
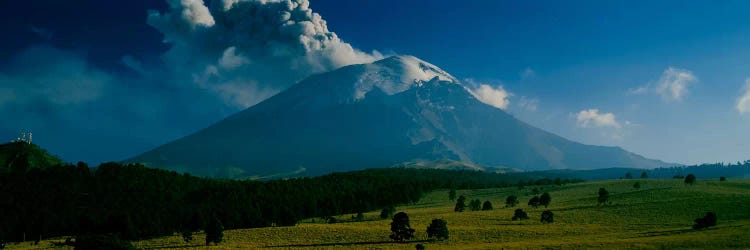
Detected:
left=467, top=84, right=511, bottom=110
left=148, top=0, right=383, bottom=108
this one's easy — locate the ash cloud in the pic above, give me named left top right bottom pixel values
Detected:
left=148, top=0, right=383, bottom=108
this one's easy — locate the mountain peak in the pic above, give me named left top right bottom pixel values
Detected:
left=373, top=55, right=457, bottom=83
left=352, top=55, right=458, bottom=99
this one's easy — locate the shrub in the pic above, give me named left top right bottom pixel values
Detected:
left=693, top=212, right=717, bottom=229
left=505, top=195, right=518, bottom=207
left=512, top=209, right=529, bottom=221
left=640, top=171, right=648, bottom=179
left=482, top=201, right=493, bottom=211
left=720, top=176, right=726, bottom=181
left=390, top=212, right=415, bottom=241
left=541, top=210, right=554, bottom=223
left=625, top=172, right=633, bottom=179
left=633, top=182, right=641, bottom=189
left=426, top=219, right=449, bottom=240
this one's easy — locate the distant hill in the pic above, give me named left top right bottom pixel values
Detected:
left=127, top=55, right=669, bottom=178
left=539, top=160, right=750, bottom=180
left=0, top=141, right=64, bottom=173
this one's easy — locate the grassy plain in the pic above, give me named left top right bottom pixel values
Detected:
left=10, top=178, right=750, bottom=249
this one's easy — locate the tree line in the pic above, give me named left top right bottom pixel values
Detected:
left=0, top=161, right=581, bottom=243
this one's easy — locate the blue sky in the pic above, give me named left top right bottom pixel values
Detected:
left=1, top=0, right=748, bottom=165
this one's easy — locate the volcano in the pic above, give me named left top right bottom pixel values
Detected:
left=127, top=56, right=668, bottom=178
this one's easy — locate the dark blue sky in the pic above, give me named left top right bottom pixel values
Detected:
left=1, top=0, right=749, bottom=165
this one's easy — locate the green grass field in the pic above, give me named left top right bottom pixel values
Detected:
left=10, top=178, right=750, bottom=249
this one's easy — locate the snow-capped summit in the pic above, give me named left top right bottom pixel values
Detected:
left=356, top=55, right=457, bottom=99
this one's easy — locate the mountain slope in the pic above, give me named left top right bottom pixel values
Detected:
left=127, top=56, right=668, bottom=178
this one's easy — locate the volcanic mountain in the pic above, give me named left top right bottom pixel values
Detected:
left=127, top=56, right=668, bottom=178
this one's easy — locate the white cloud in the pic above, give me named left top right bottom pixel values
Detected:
left=518, top=96, right=539, bottom=111
left=467, top=84, right=511, bottom=110
left=655, top=67, right=697, bottom=102
left=576, top=109, right=621, bottom=128
left=147, top=0, right=383, bottom=108
left=737, top=78, right=750, bottom=114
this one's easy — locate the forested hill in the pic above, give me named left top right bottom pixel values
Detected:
left=0, top=161, right=581, bottom=243
left=0, top=142, right=63, bottom=173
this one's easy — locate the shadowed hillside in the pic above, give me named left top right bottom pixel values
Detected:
left=0, top=142, right=63, bottom=173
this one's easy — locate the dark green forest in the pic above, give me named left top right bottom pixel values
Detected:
left=0, top=156, right=580, bottom=243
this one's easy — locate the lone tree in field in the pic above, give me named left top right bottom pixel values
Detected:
left=505, top=195, right=519, bottom=207
left=528, top=196, right=541, bottom=208
left=390, top=212, right=416, bottom=242
left=482, top=201, right=493, bottom=211
left=693, top=212, right=717, bottom=229
left=641, top=171, right=648, bottom=179
left=633, top=182, right=641, bottom=189
left=625, top=172, right=633, bottom=179
left=597, top=188, right=609, bottom=205
left=205, top=215, right=224, bottom=246
left=540, top=210, right=554, bottom=223
left=426, top=218, right=449, bottom=240
left=454, top=195, right=467, bottom=212
left=380, top=206, right=395, bottom=219
left=449, top=189, right=456, bottom=201
left=684, top=174, right=696, bottom=185
left=469, top=199, right=482, bottom=211
left=512, top=209, right=529, bottom=221
left=540, top=192, right=551, bottom=208
left=720, top=176, right=727, bottom=181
